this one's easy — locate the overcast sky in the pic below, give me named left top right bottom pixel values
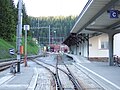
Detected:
left=14, top=0, right=88, bottom=17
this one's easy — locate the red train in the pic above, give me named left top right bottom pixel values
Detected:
left=47, top=44, right=69, bottom=53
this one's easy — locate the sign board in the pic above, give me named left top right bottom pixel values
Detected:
left=20, top=46, right=24, bottom=54
left=9, top=48, right=15, bottom=55
left=24, top=25, right=30, bottom=30
left=110, top=10, right=119, bottom=18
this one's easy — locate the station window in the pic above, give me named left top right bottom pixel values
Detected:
left=100, top=41, right=108, bottom=49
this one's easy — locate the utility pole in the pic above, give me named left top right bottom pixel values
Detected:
left=24, top=25, right=30, bottom=67
left=17, top=0, right=23, bottom=73
left=54, top=30, right=56, bottom=44
left=37, top=18, right=39, bottom=42
left=33, top=25, right=51, bottom=51
left=31, top=26, right=59, bottom=51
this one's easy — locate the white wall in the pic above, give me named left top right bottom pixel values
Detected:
left=114, top=33, right=120, bottom=56
left=89, top=33, right=109, bottom=57
left=69, top=33, right=120, bottom=58
left=84, top=41, right=88, bottom=57
left=76, top=46, right=79, bottom=55
left=74, top=41, right=88, bottom=57
left=72, top=45, right=76, bottom=54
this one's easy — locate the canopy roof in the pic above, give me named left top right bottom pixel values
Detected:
left=71, top=0, right=120, bottom=34
left=63, top=0, right=120, bottom=46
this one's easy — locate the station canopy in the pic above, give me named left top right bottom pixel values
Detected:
left=63, top=0, right=120, bottom=46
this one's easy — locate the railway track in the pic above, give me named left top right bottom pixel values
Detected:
left=0, top=60, right=18, bottom=71
left=34, top=53, right=105, bottom=90
left=33, top=54, right=82, bottom=90
left=59, top=56, right=82, bottom=90
left=0, top=55, right=41, bottom=71
left=33, top=59, right=63, bottom=90
left=56, top=54, right=82, bottom=90
left=63, top=54, right=104, bottom=90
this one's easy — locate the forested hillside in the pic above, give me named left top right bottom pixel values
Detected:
left=0, top=0, right=29, bottom=41
left=0, top=0, right=17, bottom=41
left=0, top=0, right=38, bottom=59
left=0, top=0, right=77, bottom=58
left=0, top=0, right=77, bottom=44
left=29, top=16, right=77, bottom=45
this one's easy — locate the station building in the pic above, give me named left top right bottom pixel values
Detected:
left=63, top=0, right=120, bottom=65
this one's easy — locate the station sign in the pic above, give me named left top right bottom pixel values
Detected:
left=110, top=10, right=119, bottom=18
left=24, top=25, right=30, bottom=31
left=9, top=48, right=15, bottom=55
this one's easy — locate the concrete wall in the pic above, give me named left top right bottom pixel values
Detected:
left=69, top=33, right=120, bottom=58
left=69, top=41, right=88, bottom=57
left=75, top=41, right=88, bottom=57
left=71, top=45, right=76, bottom=54
left=89, top=33, right=120, bottom=58
left=89, top=33, right=109, bottom=57
left=84, top=41, right=88, bottom=57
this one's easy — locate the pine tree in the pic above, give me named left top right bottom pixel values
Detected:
left=0, top=0, right=16, bottom=41
left=29, top=16, right=77, bottom=45
left=20, top=3, right=30, bottom=36
left=22, top=4, right=29, bottom=25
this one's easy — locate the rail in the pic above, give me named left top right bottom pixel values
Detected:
left=35, top=54, right=82, bottom=90
left=33, top=60, right=61, bottom=90
left=0, top=55, right=42, bottom=71
left=57, top=54, right=82, bottom=90
left=56, top=55, right=64, bottom=90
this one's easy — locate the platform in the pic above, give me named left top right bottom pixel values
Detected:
left=0, top=54, right=120, bottom=90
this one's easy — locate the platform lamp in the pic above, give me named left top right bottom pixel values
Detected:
left=24, top=25, right=30, bottom=67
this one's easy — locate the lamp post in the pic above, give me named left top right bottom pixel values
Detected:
left=31, top=26, right=59, bottom=51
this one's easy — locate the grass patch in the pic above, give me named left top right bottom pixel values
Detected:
left=0, top=39, right=15, bottom=59
left=0, top=37, right=39, bottom=59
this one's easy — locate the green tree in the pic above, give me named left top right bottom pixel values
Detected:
left=29, top=16, right=77, bottom=45
left=22, top=3, right=30, bottom=36
left=22, top=4, right=29, bottom=25
left=0, top=0, right=16, bottom=41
